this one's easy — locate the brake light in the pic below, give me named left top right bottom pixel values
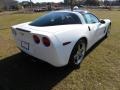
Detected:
left=42, top=37, right=50, bottom=47
left=33, top=35, right=40, bottom=44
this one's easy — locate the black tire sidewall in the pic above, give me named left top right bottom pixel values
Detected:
left=69, top=39, right=86, bottom=67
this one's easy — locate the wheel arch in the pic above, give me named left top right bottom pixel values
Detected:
left=79, top=37, right=88, bottom=47
left=73, top=37, right=88, bottom=54
left=68, top=37, right=88, bottom=64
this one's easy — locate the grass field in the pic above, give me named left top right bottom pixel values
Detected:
left=0, top=10, right=120, bottom=90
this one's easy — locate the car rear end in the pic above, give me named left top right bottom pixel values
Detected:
left=11, top=23, right=68, bottom=67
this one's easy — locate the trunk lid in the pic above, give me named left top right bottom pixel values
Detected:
left=12, top=22, right=86, bottom=34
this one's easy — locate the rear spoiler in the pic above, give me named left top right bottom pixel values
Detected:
left=16, top=28, right=31, bottom=33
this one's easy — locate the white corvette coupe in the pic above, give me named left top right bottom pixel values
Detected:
left=11, top=10, right=111, bottom=67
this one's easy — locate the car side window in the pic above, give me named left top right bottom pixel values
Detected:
left=83, top=13, right=99, bottom=24
left=62, top=13, right=81, bottom=24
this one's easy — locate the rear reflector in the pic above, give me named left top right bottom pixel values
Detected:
left=33, top=35, right=40, bottom=44
left=42, top=37, right=50, bottom=47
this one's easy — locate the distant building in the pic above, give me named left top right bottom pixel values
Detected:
left=93, top=0, right=119, bottom=6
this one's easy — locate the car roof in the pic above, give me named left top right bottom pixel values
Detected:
left=73, top=10, right=89, bottom=14
left=53, top=9, right=89, bottom=14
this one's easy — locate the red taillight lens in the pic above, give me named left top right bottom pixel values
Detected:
left=42, top=37, right=50, bottom=47
left=33, top=35, right=40, bottom=44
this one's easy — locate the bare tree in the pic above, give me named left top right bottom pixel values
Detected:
left=0, top=0, right=18, bottom=10
left=70, top=0, right=73, bottom=10
left=69, top=0, right=83, bottom=10
left=98, top=0, right=104, bottom=6
left=84, top=0, right=99, bottom=6
left=104, top=0, right=113, bottom=10
left=30, top=0, right=32, bottom=8
left=0, top=0, right=4, bottom=10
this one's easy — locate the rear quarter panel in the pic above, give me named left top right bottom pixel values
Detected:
left=53, top=24, right=90, bottom=64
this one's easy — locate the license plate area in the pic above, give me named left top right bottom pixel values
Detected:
left=21, top=41, right=29, bottom=50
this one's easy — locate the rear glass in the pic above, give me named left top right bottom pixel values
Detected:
left=30, top=12, right=81, bottom=27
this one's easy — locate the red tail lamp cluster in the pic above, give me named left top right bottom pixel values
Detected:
left=42, top=37, right=50, bottom=47
left=33, top=35, right=50, bottom=47
left=33, top=35, right=40, bottom=44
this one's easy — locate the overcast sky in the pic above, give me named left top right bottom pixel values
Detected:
left=16, top=0, right=64, bottom=3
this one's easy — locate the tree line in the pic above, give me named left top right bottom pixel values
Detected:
left=0, top=0, right=120, bottom=11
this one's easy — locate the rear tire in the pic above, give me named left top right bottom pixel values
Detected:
left=69, top=39, right=86, bottom=68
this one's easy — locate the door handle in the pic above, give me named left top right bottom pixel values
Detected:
left=88, top=26, right=91, bottom=31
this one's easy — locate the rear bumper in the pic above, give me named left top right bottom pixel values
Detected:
left=11, top=27, right=70, bottom=67
left=16, top=39, right=68, bottom=67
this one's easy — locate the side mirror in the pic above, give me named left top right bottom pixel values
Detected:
left=100, top=20, right=105, bottom=24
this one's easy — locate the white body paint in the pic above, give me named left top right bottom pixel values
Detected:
left=11, top=10, right=111, bottom=67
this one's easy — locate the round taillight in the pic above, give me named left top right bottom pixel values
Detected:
left=33, top=35, right=40, bottom=44
left=42, top=37, right=50, bottom=47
